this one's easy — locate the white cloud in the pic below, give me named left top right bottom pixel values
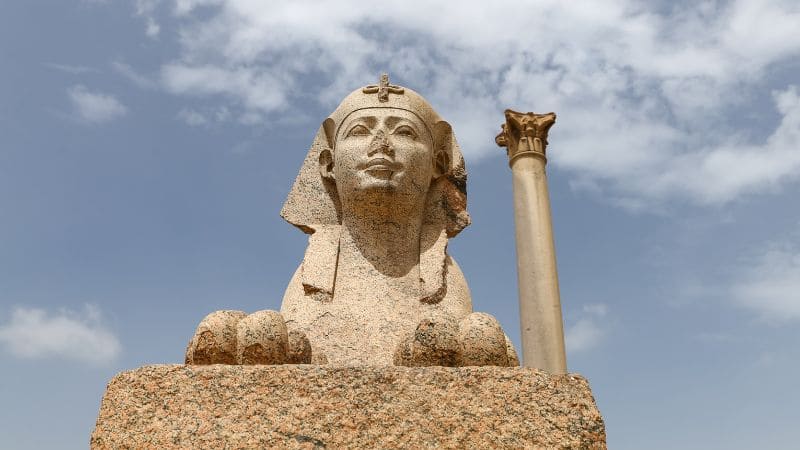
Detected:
left=43, top=62, right=96, bottom=75
left=732, top=242, right=800, bottom=322
left=173, top=0, right=221, bottom=16
left=582, top=303, right=608, bottom=317
left=0, top=305, right=121, bottom=365
left=565, top=319, right=605, bottom=354
left=161, top=64, right=289, bottom=113
left=67, top=85, right=128, bottom=123
left=565, top=303, right=608, bottom=353
left=620, top=86, right=800, bottom=205
left=136, top=0, right=161, bottom=38
left=177, top=108, right=208, bottom=126
left=176, top=106, right=233, bottom=126
left=112, top=61, right=158, bottom=89
left=123, top=0, right=800, bottom=208
left=145, top=17, right=161, bottom=38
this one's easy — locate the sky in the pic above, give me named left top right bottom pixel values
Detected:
left=1, top=0, right=799, bottom=448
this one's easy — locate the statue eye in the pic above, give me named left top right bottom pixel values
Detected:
left=346, top=124, right=370, bottom=137
left=393, top=125, right=417, bottom=138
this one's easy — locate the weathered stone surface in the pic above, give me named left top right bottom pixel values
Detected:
left=91, top=365, right=606, bottom=449
left=505, top=333, right=521, bottom=366
left=286, top=329, right=313, bottom=364
left=393, top=312, right=460, bottom=366
left=236, top=310, right=288, bottom=365
left=184, top=310, right=246, bottom=365
left=457, top=312, right=509, bottom=366
left=393, top=312, right=517, bottom=367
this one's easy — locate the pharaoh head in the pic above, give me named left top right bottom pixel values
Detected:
left=281, top=74, right=469, bottom=237
left=280, top=75, right=470, bottom=303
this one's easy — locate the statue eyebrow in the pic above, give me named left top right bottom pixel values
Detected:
left=385, top=116, right=428, bottom=140
left=340, top=116, right=377, bottom=138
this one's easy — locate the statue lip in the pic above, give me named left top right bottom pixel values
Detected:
left=363, top=157, right=400, bottom=171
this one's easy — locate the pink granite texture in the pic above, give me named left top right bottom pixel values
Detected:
left=91, top=365, right=606, bottom=449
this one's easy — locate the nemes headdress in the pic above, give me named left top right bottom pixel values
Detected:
left=280, top=74, right=470, bottom=303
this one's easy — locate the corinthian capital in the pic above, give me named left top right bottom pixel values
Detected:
left=495, top=109, right=556, bottom=165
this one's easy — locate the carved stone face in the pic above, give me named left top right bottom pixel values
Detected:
left=330, top=108, right=435, bottom=210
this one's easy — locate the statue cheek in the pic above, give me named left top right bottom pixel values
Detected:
left=333, top=146, right=359, bottom=172
left=399, top=141, right=431, bottom=163
left=414, top=145, right=435, bottom=173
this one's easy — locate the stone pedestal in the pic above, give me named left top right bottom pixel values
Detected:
left=91, top=365, right=606, bottom=449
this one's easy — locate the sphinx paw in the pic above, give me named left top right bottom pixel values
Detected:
left=394, top=312, right=516, bottom=367
left=286, top=329, right=313, bottom=364
left=393, top=312, right=460, bottom=367
left=186, top=310, right=315, bottom=365
left=185, top=310, right=247, bottom=365
left=457, top=312, right=512, bottom=367
left=504, top=333, right=520, bottom=367
left=236, top=310, right=290, bottom=364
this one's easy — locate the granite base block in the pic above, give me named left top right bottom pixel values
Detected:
left=91, top=365, right=606, bottom=449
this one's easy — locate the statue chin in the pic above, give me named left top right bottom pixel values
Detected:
left=342, top=170, right=412, bottom=200
left=356, top=173, right=399, bottom=191
left=364, top=167, right=395, bottom=180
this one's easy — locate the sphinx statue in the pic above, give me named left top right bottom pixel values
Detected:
left=185, top=75, right=518, bottom=367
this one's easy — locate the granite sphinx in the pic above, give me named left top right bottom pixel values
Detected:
left=185, top=75, right=518, bottom=367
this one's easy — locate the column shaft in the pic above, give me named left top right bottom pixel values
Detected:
left=510, top=153, right=567, bottom=373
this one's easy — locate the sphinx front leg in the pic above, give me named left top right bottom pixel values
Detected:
left=394, top=312, right=518, bottom=367
left=185, top=310, right=246, bottom=364
left=457, top=312, right=517, bottom=367
left=393, top=313, right=461, bottom=367
left=185, top=310, right=313, bottom=365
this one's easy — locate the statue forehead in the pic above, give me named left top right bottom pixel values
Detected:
left=338, top=108, right=428, bottom=134
left=328, top=76, right=443, bottom=140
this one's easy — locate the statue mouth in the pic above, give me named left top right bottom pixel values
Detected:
left=363, top=157, right=400, bottom=176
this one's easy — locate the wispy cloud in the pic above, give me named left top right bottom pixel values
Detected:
left=67, top=85, right=128, bottom=123
left=176, top=106, right=232, bottom=126
left=161, top=63, right=287, bottom=114
left=177, top=108, right=208, bottom=126
left=732, top=238, right=800, bottom=322
left=112, top=61, right=158, bottom=89
left=145, top=16, right=160, bottom=38
left=636, top=86, right=800, bottom=204
left=565, top=303, right=608, bottom=353
left=135, top=0, right=161, bottom=38
left=43, top=62, right=97, bottom=75
left=131, top=0, right=800, bottom=209
left=173, top=0, right=221, bottom=16
left=0, top=305, right=121, bottom=365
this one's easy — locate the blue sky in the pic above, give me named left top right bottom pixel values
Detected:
left=1, top=1, right=799, bottom=448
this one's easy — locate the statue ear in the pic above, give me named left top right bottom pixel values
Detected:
left=432, top=121, right=452, bottom=178
left=323, top=118, right=336, bottom=149
left=319, top=118, right=336, bottom=180
left=319, top=148, right=335, bottom=180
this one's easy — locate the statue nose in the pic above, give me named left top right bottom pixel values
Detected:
left=368, top=130, right=394, bottom=156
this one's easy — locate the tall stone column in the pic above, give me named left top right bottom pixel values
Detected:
left=496, top=109, right=567, bottom=374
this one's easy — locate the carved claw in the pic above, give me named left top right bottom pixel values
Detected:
left=394, top=312, right=518, bottom=367
left=185, top=310, right=246, bottom=365
left=457, top=312, right=513, bottom=366
left=393, top=313, right=460, bottom=367
left=185, top=310, right=314, bottom=365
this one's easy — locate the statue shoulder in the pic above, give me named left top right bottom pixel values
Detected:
left=280, top=256, right=472, bottom=314
left=440, top=254, right=473, bottom=315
